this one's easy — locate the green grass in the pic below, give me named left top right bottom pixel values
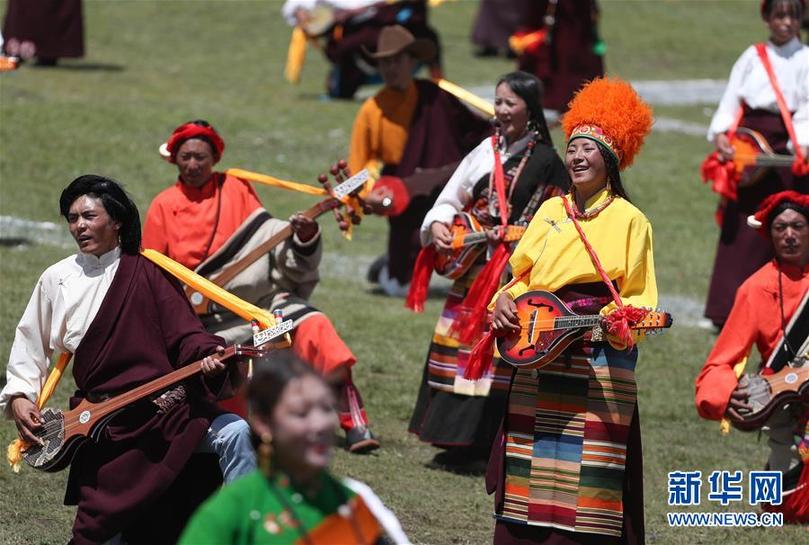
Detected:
left=1, top=1, right=806, bottom=544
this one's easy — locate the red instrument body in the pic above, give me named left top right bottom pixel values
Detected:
left=496, top=290, right=673, bottom=369
left=731, top=128, right=794, bottom=187
left=433, top=212, right=526, bottom=280
left=729, top=365, right=809, bottom=431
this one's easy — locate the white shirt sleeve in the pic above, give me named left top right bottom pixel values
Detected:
left=420, top=139, right=492, bottom=246
left=343, top=477, right=411, bottom=545
left=707, top=47, right=754, bottom=142
left=794, top=65, right=809, bottom=148
left=281, top=0, right=318, bottom=26
left=0, top=273, right=55, bottom=417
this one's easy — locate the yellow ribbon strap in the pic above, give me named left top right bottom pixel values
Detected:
left=226, top=168, right=328, bottom=197
left=7, top=352, right=72, bottom=472
left=720, top=355, right=749, bottom=435
left=285, top=27, right=308, bottom=84
left=141, top=249, right=277, bottom=329
left=435, top=78, right=495, bottom=117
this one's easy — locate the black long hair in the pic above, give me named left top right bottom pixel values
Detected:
left=496, top=71, right=553, bottom=146
left=761, top=0, right=805, bottom=20
left=59, top=174, right=141, bottom=255
left=596, top=142, right=631, bottom=202
left=248, top=350, right=327, bottom=419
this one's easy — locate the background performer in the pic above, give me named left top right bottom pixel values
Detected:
left=408, top=71, right=568, bottom=470
left=143, top=120, right=379, bottom=454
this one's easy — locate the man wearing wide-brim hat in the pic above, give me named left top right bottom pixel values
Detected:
left=281, top=0, right=443, bottom=99
left=347, top=24, right=491, bottom=297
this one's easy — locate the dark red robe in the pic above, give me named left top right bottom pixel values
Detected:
left=2, top=0, right=84, bottom=60
left=383, top=79, right=491, bottom=284
left=63, top=253, right=231, bottom=545
left=517, top=0, right=604, bottom=112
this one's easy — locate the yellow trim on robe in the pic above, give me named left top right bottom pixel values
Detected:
left=347, top=80, right=418, bottom=182
left=491, top=189, right=658, bottom=318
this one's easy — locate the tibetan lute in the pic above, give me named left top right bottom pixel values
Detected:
left=22, top=345, right=263, bottom=472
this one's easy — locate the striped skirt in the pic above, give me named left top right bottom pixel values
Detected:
left=496, top=342, right=639, bottom=538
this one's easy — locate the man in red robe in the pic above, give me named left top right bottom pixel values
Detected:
left=696, top=191, right=809, bottom=522
left=143, top=120, right=380, bottom=453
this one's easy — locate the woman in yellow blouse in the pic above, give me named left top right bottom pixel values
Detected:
left=487, top=78, right=656, bottom=545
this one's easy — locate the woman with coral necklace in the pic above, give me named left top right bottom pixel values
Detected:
left=488, top=78, right=656, bottom=544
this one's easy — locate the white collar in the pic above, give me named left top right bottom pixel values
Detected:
left=76, top=247, right=121, bottom=271
left=767, top=37, right=802, bottom=58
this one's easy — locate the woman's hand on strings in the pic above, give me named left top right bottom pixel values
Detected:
left=10, top=395, right=44, bottom=445
left=491, top=293, right=520, bottom=334
left=431, top=222, right=454, bottom=253
left=201, top=345, right=227, bottom=377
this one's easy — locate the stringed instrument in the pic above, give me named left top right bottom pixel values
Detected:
left=186, top=164, right=369, bottom=315
left=730, top=127, right=794, bottom=187
left=496, top=290, right=673, bottom=369
left=22, top=345, right=263, bottom=472
left=728, top=365, right=809, bottom=432
left=434, top=212, right=526, bottom=280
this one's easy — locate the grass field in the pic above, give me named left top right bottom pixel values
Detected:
left=0, top=1, right=805, bottom=544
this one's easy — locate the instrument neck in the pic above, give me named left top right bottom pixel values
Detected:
left=91, top=346, right=237, bottom=418
left=553, top=314, right=602, bottom=328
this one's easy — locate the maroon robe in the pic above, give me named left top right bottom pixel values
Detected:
left=517, top=0, right=604, bottom=112
left=2, top=0, right=84, bottom=60
left=383, top=79, right=491, bottom=284
left=63, top=253, right=231, bottom=545
left=704, top=107, right=809, bottom=326
left=471, top=0, right=534, bottom=52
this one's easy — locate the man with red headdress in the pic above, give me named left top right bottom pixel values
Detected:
left=348, top=25, right=490, bottom=295
left=142, top=120, right=380, bottom=453
left=696, top=191, right=809, bottom=523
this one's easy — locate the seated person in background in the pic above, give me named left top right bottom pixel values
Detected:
left=348, top=25, right=490, bottom=295
left=696, top=191, right=809, bottom=523
left=0, top=175, right=254, bottom=544
left=142, top=120, right=379, bottom=454
left=282, top=0, right=443, bottom=99
left=180, top=351, right=409, bottom=545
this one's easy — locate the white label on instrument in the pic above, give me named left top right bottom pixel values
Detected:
left=332, top=169, right=369, bottom=200
left=79, top=410, right=91, bottom=424
left=253, top=320, right=295, bottom=347
left=190, top=292, right=204, bottom=306
left=785, top=372, right=798, bottom=384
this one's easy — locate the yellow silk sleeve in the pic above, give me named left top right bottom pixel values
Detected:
left=601, top=215, right=658, bottom=347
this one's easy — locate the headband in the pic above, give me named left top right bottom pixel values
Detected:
left=159, top=123, right=225, bottom=164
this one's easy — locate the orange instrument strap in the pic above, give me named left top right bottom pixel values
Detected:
left=754, top=43, right=807, bottom=165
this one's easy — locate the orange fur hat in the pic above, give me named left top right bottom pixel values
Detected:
left=562, top=77, right=653, bottom=171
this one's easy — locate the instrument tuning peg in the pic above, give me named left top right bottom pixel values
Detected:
left=337, top=159, right=348, bottom=170
left=317, top=173, right=329, bottom=185
left=329, top=163, right=340, bottom=176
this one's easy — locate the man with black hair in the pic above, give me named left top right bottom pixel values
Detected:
left=1, top=175, right=254, bottom=544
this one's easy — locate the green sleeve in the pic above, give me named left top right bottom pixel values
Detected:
left=178, top=485, right=244, bottom=545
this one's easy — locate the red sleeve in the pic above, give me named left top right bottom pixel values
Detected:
left=694, top=282, right=759, bottom=420
left=142, top=198, right=169, bottom=253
